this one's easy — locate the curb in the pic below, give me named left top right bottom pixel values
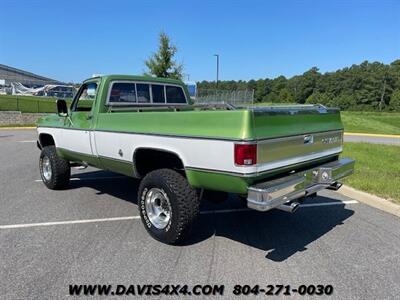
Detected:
left=339, top=185, right=400, bottom=217
left=344, top=132, right=400, bottom=138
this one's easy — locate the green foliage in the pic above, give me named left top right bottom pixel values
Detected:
left=278, top=88, right=295, bottom=103
left=144, top=32, right=183, bottom=80
left=197, top=60, right=400, bottom=111
left=389, top=89, right=400, bottom=111
left=305, top=91, right=330, bottom=106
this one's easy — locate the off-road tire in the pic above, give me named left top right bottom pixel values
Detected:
left=39, top=146, right=70, bottom=190
left=138, top=168, right=200, bottom=244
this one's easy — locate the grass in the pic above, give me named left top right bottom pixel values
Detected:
left=0, top=95, right=72, bottom=113
left=0, top=124, right=36, bottom=128
left=342, top=143, right=400, bottom=204
left=341, top=111, right=400, bottom=135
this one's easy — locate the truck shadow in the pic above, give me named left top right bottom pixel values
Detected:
left=190, top=201, right=354, bottom=261
left=69, top=170, right=355, bottom=262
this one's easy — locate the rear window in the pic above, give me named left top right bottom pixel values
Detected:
left=109, top=82, right=136, bottom=103
left=152, top=84, right=165, bottom=103
left=107, top=81, right=187, bottom=105
left=136, top=84, right=151, bottom=103
left=166, top=86, right=186, bottom=103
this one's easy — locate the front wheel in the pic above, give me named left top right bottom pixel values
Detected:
left=138, top=169, right=200, bottom=244
left=39, top=146, right=70, bottom=190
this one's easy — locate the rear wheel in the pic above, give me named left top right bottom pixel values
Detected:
left=138, top=169, right=200, bottom=244
left=39, top=146, right=70, bottom=190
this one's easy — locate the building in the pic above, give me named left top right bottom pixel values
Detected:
left=0, top=64, right=62, bottom=87
left=0, top=64, right=76, bottom=98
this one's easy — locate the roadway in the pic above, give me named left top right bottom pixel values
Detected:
left=344, top=133, right=400, bottom=145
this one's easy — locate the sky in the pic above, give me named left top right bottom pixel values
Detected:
left=0, top=0, right=399, bottom=83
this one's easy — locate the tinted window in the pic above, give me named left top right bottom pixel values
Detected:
left=152, top=85, right=165, bottom=103
left=166, top=86, right=186, bottom=103
left=109, top=82, right=136, bottom=103
left=136, top=84, right=150, bottom=103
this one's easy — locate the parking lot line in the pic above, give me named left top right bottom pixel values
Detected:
left=18, top=140, right=36, bottom=143
left=0, top=200, right=358, bottom=230
left=0, top=216, right=140, bottom=229
left=34, top=176, right=127, bottom=182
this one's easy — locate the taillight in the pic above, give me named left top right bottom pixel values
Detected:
left=234, top=144, right=257, bottom=166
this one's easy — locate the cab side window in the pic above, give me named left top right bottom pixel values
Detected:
left=72, top=82, right=98, bottom=111
left=109, top=82, right=136, bottom=103
left=166, top=86, right=186, bottom=103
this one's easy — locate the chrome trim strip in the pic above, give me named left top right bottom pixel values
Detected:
left=57, top=147, right=98, bottom=159
left=185, top=166, right=253, bottom=177
left=98, top=155, right=132, bottom=165
left=37, top=126, right=343, bottom=142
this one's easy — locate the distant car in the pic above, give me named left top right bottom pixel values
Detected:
left=36, top=75, right=354, bottom=244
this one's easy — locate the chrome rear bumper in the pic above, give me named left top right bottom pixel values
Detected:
left=247, top=158, right=355, bottom=212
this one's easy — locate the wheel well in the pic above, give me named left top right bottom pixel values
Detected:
left=134, top=148, right=185, bottom=177
left=39, top=134, right=55, bottom=148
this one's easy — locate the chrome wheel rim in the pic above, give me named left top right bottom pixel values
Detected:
left=144, top=188, right=172, bottom=229
left=42, top=156, right=52, bottom=181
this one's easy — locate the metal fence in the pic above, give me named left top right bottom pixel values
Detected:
left=193, top=89, right=254, bottom=106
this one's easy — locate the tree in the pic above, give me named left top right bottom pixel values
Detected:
left=278, top=88, right=295, bottom=103
left=144, top=32, right=183, bottom=79
left=306, top=91, right=331, bottom=106
left=196, top=59, right=400, bottom=111
left=390, top=89, right=400, bottom=111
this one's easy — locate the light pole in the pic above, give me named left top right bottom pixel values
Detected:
left=214, top=54, right=219, bottom=89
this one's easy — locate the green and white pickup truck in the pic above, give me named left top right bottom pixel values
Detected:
left=37, top=75, right=354, bottom=244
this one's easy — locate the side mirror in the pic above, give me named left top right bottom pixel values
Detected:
left=56, top=99, right=68, bottom=117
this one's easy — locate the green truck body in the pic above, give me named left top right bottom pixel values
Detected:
left=36, top=75, right=354, bottom=244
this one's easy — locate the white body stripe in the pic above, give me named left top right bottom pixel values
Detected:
left=94, top=131, right=241, bottom=172
left=37, top=127, right=341, bottom=175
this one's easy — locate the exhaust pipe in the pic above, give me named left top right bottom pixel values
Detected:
left=70, top=162, right=88, bottom=169
left=277, top=201, right=301, bottom=213
left=327, top=182, right=342, bottom=191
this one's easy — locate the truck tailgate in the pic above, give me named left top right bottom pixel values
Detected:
left=251, top=106, right=343, bottom=167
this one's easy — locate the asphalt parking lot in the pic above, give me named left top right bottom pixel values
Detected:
left=1, top=129, right=400, bottom=299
